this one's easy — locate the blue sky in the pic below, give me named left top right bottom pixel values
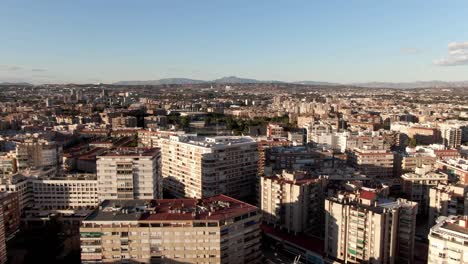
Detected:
left=1, top=0, right=468, bottom=84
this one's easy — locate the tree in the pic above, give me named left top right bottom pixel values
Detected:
left=408, top=137, right=417, bottom=148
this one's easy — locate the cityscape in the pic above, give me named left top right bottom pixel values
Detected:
left=1, top=1, right=468, bottom=264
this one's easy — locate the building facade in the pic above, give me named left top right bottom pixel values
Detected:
left=324, top=192, right=417, bottom=264
left=80, top=195, right=262, bottom=264
left=161, top=136, right=258, bottom=200
left=347, top=148, right=394, bottom=178
left=97, top=148, right=162, bottom=201
left=429, top=184, right=468, bottom=227
left=260, top=171, right=324, bottom=235
left=427, top=215, right=467, bottom=264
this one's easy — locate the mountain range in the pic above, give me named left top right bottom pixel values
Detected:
left=1, top=78, right=467, bottom=89
left=113, top=76, right=468, bottom=88
left=0, top=82, right=33, bottom=86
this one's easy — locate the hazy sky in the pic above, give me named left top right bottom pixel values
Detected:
left=1, top=0, right=468, bottom=84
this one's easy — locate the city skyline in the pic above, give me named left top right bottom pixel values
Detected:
left=1, top=1, right=468, bottom=84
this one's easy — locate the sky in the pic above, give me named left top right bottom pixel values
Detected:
left=1, top=0, right=468, bottom=84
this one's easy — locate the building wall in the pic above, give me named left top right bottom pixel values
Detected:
left=427, top=215, right=467, bottom=264
left=31, top=178, right=98, bottom=209
left=161, top=137, right=258, bottom=200
left=324, top=198, right=417, bottom=264
left=0, top=192, right=20, bottom=240
left=97, top=152, right=162, bottom=201
left=0, top=206, right=6, bottom=264
left=260, top=175, right=323, bottom=234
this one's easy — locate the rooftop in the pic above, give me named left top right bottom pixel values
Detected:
left=170, top=135, right=256, bottom=148
left=99, top=147, right=160, bottom=158
left=84, top=195, right=257, bottom=222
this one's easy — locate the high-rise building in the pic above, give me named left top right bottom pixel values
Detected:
left=324, top=191, right=417, bottom=264
left=97, top=148, right=162, bottom=201
left=0, top=191, right=20, bottom=240
left=80, top=195, right=261, bottom=264
left=0, top=205, right=6, bottom=264
left=260, top=170, right=324, bottom=235
left=429, top=183, right=468, bottom=227
left=427, top=215, right=467, bottom=264
left=161, top=135, right=258, bottom=200
left=439, top=125, right=462, bottom=148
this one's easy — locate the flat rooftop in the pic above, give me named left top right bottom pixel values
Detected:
left=99, top=147, right=160, bottom=158
left=84, top=195, right=257, bottom=222
left=171, top=135, right=256, bottom=148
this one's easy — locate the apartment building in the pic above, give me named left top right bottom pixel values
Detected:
left=401, top=166, right=448, bottom=215
left=0, top=175, right=32, bottom=212
left=15, top=137, right=62, bottom=171
left=324, top=191, right=417, bottom=264
left=429, top=184, right=468, bottom=227
left=0, top=151, right=17, bottom=177
left=267, top=123, right=287, bottom=138
left=394, top=151, right=436, bottom=176
left=260, top=170, right=324, bottom=235
left=264, top=146, right=337, bottom=173
left=80, top=195, right=261, bottom=264
left=0, top=173, right=98, bottom=212
left=161, top=135, right=258, bottom=200
left=346, top=134, right=386, bottom=151
left=0, top=206, right=6, bottom=264
left=439, top=125, right=462, bottom=148
left=436, top=158, right=468, bottom=185
left=97, top=148, right=162, bottom=201
left=407, top=126, right=441, bottom=145
left=0, top=191, right=20, bottom=240
left=111, top=115, right=138, bottom=128
left=347, top=147, right=394, bottom=178
left=30, top=174, right=98, bottom=210
left=427, top=215, right=467, bottom=264
left=138, top=129, right=184, bottom=148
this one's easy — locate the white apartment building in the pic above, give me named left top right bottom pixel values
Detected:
left=260, top=170, right=324, bottom=235
left=428, top=215, right=468, bottom=264
left=439, top=124, right=463, bottom=148
left=30, top=175, right=98, bottom=210
left=0, top=173, right=99, bottom=211
left=429, top=184, right=468, bottom=227
left=161, top=135, right=258, bottom=200
left=97, top=148, right=162, bottom=201
left=324, top=191, right=417, bottom=264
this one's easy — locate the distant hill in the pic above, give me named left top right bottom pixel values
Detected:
left=350, top=81, right=468, bottom=89
left=212, top=76, right=263, bottom=84
left=113, top=78, right=205, bottom=85
left=112, top=77, right=468, bottom=88
left=113, top=76, right=282, bottom=85
left=0, top=82, right=33, bottom=86
left=294, top=81, right=341, bottom=86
